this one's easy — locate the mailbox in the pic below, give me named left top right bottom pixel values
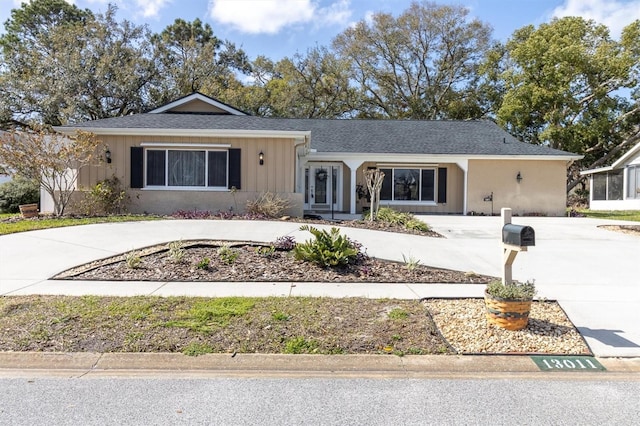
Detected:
left=502, top=224, right=535, bottom=247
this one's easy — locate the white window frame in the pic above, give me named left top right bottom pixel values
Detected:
left=379, top=167, right=437, bottom=205
left=142, top=144, right=231, bottom=191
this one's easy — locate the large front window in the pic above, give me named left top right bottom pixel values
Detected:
left=380, top=168, right=435, bottom=202
left=146, top=149, right=227, bottom=188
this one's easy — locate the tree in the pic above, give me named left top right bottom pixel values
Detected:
left=242, top=47, right=357, bottom=118
left=0, top=0, right=93, bottom=127
left=0, top=2, right=157, bottom=126
left=55, top=6, right=159, bottom=121
left=496, top=17, right=640, bottom=190
left=332, top=1, right=493, bottom=119
left=364, top=169, right=385, bottom=221
left=0, top=128, right=101, bottom=216
left=150, top=18, right=251, bottom=104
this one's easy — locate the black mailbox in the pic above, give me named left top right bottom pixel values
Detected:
left=502, top=224, right=535, bottom=247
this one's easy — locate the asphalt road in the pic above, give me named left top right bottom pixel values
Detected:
left=1, top=376, right=638, bottom=425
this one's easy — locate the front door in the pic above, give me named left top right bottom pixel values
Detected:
left=305, top=164, right=341, bottom=211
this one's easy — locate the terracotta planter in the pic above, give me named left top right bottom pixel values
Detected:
left=484, top=290, right=532, bottom=331
left=19, top=203, right=39, bottom=218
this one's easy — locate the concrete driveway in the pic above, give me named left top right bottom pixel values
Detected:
left=0, top=216, right=638, bottom=357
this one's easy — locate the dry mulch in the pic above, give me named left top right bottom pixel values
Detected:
left=54, top=240, right=492, bottom=283
left=599, top=224, right=640, bottom=236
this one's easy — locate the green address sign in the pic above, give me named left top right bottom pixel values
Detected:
left=531, top=356, right=606, bottom=372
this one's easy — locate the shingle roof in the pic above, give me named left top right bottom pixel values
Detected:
left=64, top=113, right=577, bottom=157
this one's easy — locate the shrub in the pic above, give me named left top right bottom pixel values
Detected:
left=82, top=176, right=129, bottom=215
left=293, top=225, right=360, bottom=267
left=196, top=257, right=210, bottom=270
left=486, top=280, right=536, bottom=300
left=273, top=235, right=296, bottom=251
left=172, top=210, right=213, bottom=219
left=257, top=245, right=276, bottom=258
left=125, top=251, right=142, bottom=269
left=245, top=192, right=291, bottom=218
left=0, top=176, right=39, bottom=213
left=363, top=207, right=430, bottom=232
left=167, top=240, right=186, bottom=263
left=217, top=244, right=239, bottom=264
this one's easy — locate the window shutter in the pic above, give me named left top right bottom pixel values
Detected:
left=228, top=148, right=241, bottom=189
left=380, top=168, right=392, bottom=200
left=438, top=167, right=447, bottom=203
left=130, top=147, right=143, bottom=189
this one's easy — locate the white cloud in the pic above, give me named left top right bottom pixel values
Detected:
left=208, top=0, right=352, bottom=34
left=133, top=0, right=172, bottom=18
left=552, top=0, right=640, bottom=37
left=316, top=0, right=351, bottom=27
left=62, top=0, right=172, bottom=19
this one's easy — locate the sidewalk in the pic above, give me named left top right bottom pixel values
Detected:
left=1, top=216, right=639, bottom=357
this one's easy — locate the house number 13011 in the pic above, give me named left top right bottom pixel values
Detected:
left=530, top=356, right=606, bottom=371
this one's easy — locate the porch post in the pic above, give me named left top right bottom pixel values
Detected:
left=456, top=160, right=469, bottom=215
left=344, top=160, right=364, bottom=214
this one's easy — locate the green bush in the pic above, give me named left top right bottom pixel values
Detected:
left=81, top=176, right=129, bottom=215
left=293, top=225, right=359, bottom=267
left=0, top=176, right=39, bottom=213
left=363, top=207, right=430, bottom=231
left=486, top=280, right=536, bottom=300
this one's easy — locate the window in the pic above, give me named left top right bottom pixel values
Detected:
left=131, top=146, right=241, bottom=190
left=593, top=170, right=623, bottom=201
left=379, top=168, right=437, bottom=202
left=628, top=165, right=640, bottom=199
left=146, top=149, right=226, bottom=188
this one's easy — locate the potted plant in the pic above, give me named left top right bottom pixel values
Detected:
left=484, top=280, right=536, bottom=331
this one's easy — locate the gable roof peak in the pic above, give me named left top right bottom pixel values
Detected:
left=148, top=92, right=248, bottom=116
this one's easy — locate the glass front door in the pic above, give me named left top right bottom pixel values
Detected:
left=305, top=164, right=341, bottom=211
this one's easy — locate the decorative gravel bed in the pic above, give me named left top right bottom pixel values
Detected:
left=424, top=299, right=591, bottom=355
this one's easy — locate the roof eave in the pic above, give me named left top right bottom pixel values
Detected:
left=54, top=126, right=311, bottom=139
left=308, top=152, right=582, bottom=161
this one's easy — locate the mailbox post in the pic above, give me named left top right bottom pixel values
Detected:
left=501, top=208, right=535, bottom=285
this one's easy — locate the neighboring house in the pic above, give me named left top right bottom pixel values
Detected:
left=581, top=141, right=640, bottom=211
left=55, top=92, right=581, bottom=217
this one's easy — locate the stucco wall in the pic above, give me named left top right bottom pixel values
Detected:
left=467, top=159, right=568, bottom=216
left=354, top=162, right=464, bottom=214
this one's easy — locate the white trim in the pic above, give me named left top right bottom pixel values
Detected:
left=306, top=152, right=581, bottom=162
left=581, top=165, right=614, bottom=175
left=141, top=186, right=229, bottom=192
left=380, top=201, right=438, bottom=207
left=54, top=127, right=311, bottom=139
left=377, top=163, right=439, bottom=168
left=141, top=142, right=231, bottom=148
left=148, top=93, right=247, bottom=115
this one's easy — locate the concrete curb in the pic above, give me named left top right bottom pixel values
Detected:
left=1, top=353, right=639, bottom=379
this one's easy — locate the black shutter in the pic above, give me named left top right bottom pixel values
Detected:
left=380, top=168, right=392, bottom=200
left=228, top=148, right=241, bottom=189
left=438, top=167, right=447, bottom=203
left=130, top=147, right=143, bottom=189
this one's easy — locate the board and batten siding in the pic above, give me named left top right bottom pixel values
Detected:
left=73, top=134, right=303, bottom=216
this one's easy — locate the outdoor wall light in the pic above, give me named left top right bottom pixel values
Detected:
left=516, top=171, right=522, bottom=183
left=259, top=151, right=264, bottom=165
left=105, top=149, right=112, bottom=164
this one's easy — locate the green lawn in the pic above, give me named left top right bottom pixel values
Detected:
left=0, top=214, right=163, bottom=235
left=576, top=209, right=640, bottom=222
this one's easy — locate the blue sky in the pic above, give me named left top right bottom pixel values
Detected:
left=2, top=0, right=640, bottom=60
